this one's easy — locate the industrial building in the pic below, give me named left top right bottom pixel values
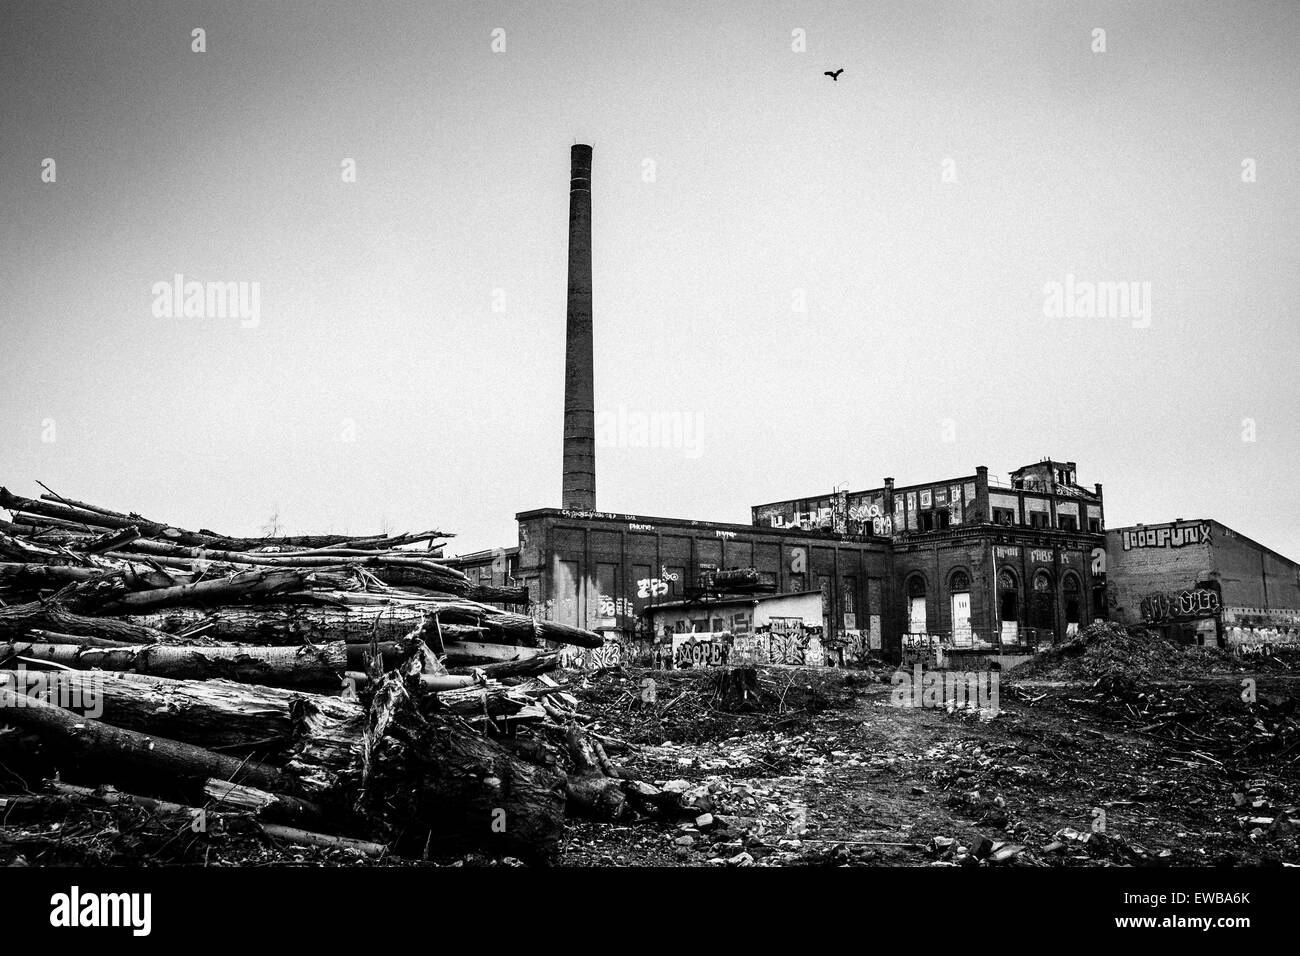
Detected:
left=448, top=144, right=1299, bottom=667
left=1106, top=519, right=1300, bottom=650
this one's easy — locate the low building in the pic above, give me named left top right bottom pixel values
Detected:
left=647, top=590, right=829, bottom=667
left=509, top=506, right=893, bottom=662
left=1105, top=519, right=1300, bottom=650
left=449, top=457, right=1113, bottom=665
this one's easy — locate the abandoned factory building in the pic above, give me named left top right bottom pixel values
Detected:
left=1105, top=519, right=1300, bottom=651
left=453, top=457, right=1112, bottom=664
left=447, top=148, right=1299, bottom=666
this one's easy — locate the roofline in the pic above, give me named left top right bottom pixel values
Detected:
left=513, top=507, right=891, bottom=544
left=1107, top=519, right=1299, bottom=568
left=645, top=589, right=823, bottom=612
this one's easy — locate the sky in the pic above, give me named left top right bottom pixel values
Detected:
left=1, top=0, right=1297, bottom=559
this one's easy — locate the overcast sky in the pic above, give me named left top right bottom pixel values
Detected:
left=2, top=0, right=1297, bottom=559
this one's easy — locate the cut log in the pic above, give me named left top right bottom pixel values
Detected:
left=0, top=686, right=292, bottom=791
left=443, top=640, right=544, bottom=664
left=202, top=778, right=332, bottom=827
left=344, top=671, right=479, bottom=693
left=0, top=669, right=357, bottom=752
left=0, top=601, right=175, bottom=645
left=0, top=640, right=345, bottom=687
left=65, top=568, right=309, bottom=615
left=124, top=604, right=429, bottom=645
left=447, top=651, right=560, bottom=679
left=27, top=629, right=133, bottom=648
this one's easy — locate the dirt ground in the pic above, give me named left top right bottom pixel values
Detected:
left=5, top=625, right=1296, bottom=868
left=557, top=633, right=1300, bottom=868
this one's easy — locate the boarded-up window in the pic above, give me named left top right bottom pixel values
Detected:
left=555, top=559, right=580, bottom=627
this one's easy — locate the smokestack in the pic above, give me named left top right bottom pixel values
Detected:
left=562, top=144, right=596, bottom=511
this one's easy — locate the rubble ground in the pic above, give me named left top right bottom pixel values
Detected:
left=558, top=631, right=1300, bottom=867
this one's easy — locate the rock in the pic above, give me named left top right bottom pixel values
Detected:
left=988, top=842, right=1023, bottom=864
left=662, top=780, right=690, bottom=794
left=972, top=835, right=995, bottom=859
left=727, top=851, right=754, bottom=867
left=695, top=813, right=715, bottom=830
left=673, top=835, right=695, bottom=847
left=930, top=836, right=956, bottom=854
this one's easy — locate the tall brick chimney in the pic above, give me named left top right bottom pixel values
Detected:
left=562, top=144, right=596, bottom=510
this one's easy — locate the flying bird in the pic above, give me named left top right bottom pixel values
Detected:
left=824, top=68, right=844, bottom=81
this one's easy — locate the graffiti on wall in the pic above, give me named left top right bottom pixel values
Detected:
left=598, top=595, right=636, bottom=618
left=1120, top=522, right=1211, bottom=551
left=728, top=622, right=826, bottom=667
left=636, top=566, right=680, bottom=598
left=1140, top=587, right=1222, bottom=624
left=672, top=634, right=731, bottom=668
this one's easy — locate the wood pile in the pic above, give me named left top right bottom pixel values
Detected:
left=0, top=485, right=691, bottom=865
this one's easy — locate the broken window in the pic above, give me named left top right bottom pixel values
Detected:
left=1058, top=514, right=1078, bottom=532
left=993, top=507, right=1015, bottom=526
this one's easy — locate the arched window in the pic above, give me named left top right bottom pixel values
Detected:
left=949, top=570, right=972, bottom=643
left=998, top=568, right=1020, bottom=642
left=1031, top=570, right=1056, bottom=631
left=1063, top=573, right=1082, bottom=627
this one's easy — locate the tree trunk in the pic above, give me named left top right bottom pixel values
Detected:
left=1, top=640, right=345, bottom=687
left=447, top=651, right=561, bottom=679
left=0, top=686, right=292, bottom=791
left=0, top=601, right=174, bottom=644
left=125, top=604, right=430, bottom=645
left=0, top=669, right=356, bottom=752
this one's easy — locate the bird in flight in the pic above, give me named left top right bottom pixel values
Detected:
left=824, top=68, right=844, bottom=81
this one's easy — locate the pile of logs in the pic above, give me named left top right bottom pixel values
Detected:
left=0, top=485, right=685, bottom=864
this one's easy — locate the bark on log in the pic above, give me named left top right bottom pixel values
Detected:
left=125, top=604, right=430, bottom=645
left=0, top=640, right=345, bottom=687
left=0, top=686, right=292, bottom=791
left=65, top=568, right=309, bottom=615
left=442, top=640, right=544, bottom=664
left=447, top=651, right=561, bottom=679
left=0, top=601, right=174, bottom=644
left=1, top=670, right=356, bottom=752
